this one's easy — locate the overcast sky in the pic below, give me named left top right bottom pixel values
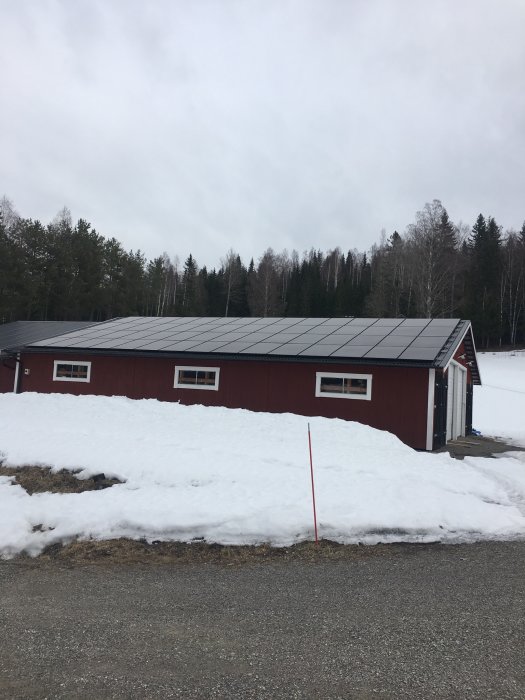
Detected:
left=1, top=0, right=524, bottom=268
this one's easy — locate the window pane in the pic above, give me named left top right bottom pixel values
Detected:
left=203, top=371, right=216, bottom=385
left=178, top=369, right=217, bottom=386
left=344, top=378, right=367, bottom=394
left=320, top=377, right=344, bottom=393
left=179, top=370, right=198, bottom=384
left=56, top=363, right=88, bottom=379
left=56, top=364, right=72, bottom=377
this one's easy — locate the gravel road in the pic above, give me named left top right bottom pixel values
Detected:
left=1, top=541, right=524, bottom=699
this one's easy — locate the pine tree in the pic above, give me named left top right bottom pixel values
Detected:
left=181, top=254, right=198, bottom=315
left=466, top=214, right=502, bottom=346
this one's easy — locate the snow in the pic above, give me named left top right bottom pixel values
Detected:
left=1, top=351, right=525, bottom=556
left=474, top=350, right=525, bottom=445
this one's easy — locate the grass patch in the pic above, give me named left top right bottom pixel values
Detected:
left=0, top=465, right=123, bottom=495
left=35, top=537, right=433, bottom=565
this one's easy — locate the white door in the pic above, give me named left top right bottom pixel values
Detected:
left=446, top=361, right=467, bottom=441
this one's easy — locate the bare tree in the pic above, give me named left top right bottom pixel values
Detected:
left=0, top=196, right=19, bottom=231
left=406, top=200, right=459, bottom=317
left=220, top=249, right=243, bottom=317
left=248, top=248, right=281, bottom=316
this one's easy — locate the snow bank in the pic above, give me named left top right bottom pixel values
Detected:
left=1, top=388, right=524, bottom=556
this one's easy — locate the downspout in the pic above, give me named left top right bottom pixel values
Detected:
left=426, top=368, right=436, bottom=451
left=13, top=353, right=21, bottom=394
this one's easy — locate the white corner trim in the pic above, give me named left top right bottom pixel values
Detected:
left=426, top=368, right=435, bottom=451
left=13, top=353, right=20, bottom=393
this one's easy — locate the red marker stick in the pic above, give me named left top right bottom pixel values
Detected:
left=308, top=422, right=319, bottom=545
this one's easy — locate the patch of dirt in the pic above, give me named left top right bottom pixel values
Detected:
left=0, top=465, right=123, bottom=495
left=35, top=537, right=437, bottom=566
left=438, top=435, right=525, bottom=460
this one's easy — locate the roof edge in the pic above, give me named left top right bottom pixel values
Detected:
left=18, top=345, right=436, bottom=369
left=438, top=321, right=481, bottom=385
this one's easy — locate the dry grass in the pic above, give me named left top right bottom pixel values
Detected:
left=0, top=465, right=122, bottom=495
left=35, top=537, right=431, bottom=566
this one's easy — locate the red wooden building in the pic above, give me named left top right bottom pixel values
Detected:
left=5, top=316, right=481, bottom=451
left=0, top=321, right=97, bottom=393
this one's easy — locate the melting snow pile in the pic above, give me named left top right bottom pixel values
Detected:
left=0, top=350, right=524, bottom=557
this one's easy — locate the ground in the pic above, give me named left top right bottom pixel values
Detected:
left=1, top=541, right=524, bottom=699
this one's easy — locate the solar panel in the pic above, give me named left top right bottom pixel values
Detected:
left=271, top=318, right=304, bottom=326
left=420, top=320, right=458, bottom=336
left=240, top=342, right=284, bottom=354
left=188, top=341, right=231, bottom=352
left=372, top=318, right=404, bottom=327
left=359, top=326, right=392, bottom=336
left=388, top=327, right=422, bottom=337
left=427, top=318, right=460, bottom=325
left=217, top=318, right=247, bottom=326
left=100, top=338, right=149, bottom=350
left=296, top=318, right=330, bottom=325
left=330, top=345, right=371, bottom=358
left=342, top=334, right=380, bottom=346
left=264, top=332, right=303, bottom=343
left=364, top=347, right=404, bottom=359
left=346, top=318, right=376, bottom=327
left=140, top=339, right=183, bottom=350
left=398, top=347, right=441, bottom=361
left=158, top=340, right=202, bottom=351
left=371, top=337, right=414, bottom=348
left=396, top=319, right=430, bottom=327
left=215, top=341, right=259, bottom=353
left=409, top=336, right=449, bottom=349
left=299, top=344, right=342, bottom=356
left=247, top=318, right=284, bottom=327
left=243, top=330, right=278, bottom=338
left=269, top=343, right=315, bottom=355
left=213, top=331, right=252, bottom=342
left=321, top=317, right=354, bottom=326
left=316, top=334, right=351, bottom=344
left=292, top=332, right=331, bottom=342
left=298, top=327, right=334, bottom=336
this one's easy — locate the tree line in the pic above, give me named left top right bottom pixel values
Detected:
left=1, top=197, right=524, bottom=348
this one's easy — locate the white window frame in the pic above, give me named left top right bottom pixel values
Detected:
left=174, top=365, right=220, bottom=391
left=53, top=360, right=92, bottom=383
left=315, top=371, right=372, bottom=401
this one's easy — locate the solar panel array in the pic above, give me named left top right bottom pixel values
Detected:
left=0, top=321, right=98, bottom=352
left=30, top=316, right=464, bottom=364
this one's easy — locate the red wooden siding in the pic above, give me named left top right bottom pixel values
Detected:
left=452, top=341, right=472, bottom=383
left=18, top=352, right=430, bottom=449
left=0, top=360, right=15, bottom=393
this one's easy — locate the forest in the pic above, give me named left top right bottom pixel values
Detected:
left=1, top=196, right=524, bottom=348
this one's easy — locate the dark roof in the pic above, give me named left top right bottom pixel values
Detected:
left=27, top=316, right=478, bottom=376
left=0, top=321, right=99, bottom=353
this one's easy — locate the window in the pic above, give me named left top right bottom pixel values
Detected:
left=53, top=360, right=91, bottom=383
left=315, top=372, right=372, bottom=400
left=174, top=366, right=220, bottom=391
